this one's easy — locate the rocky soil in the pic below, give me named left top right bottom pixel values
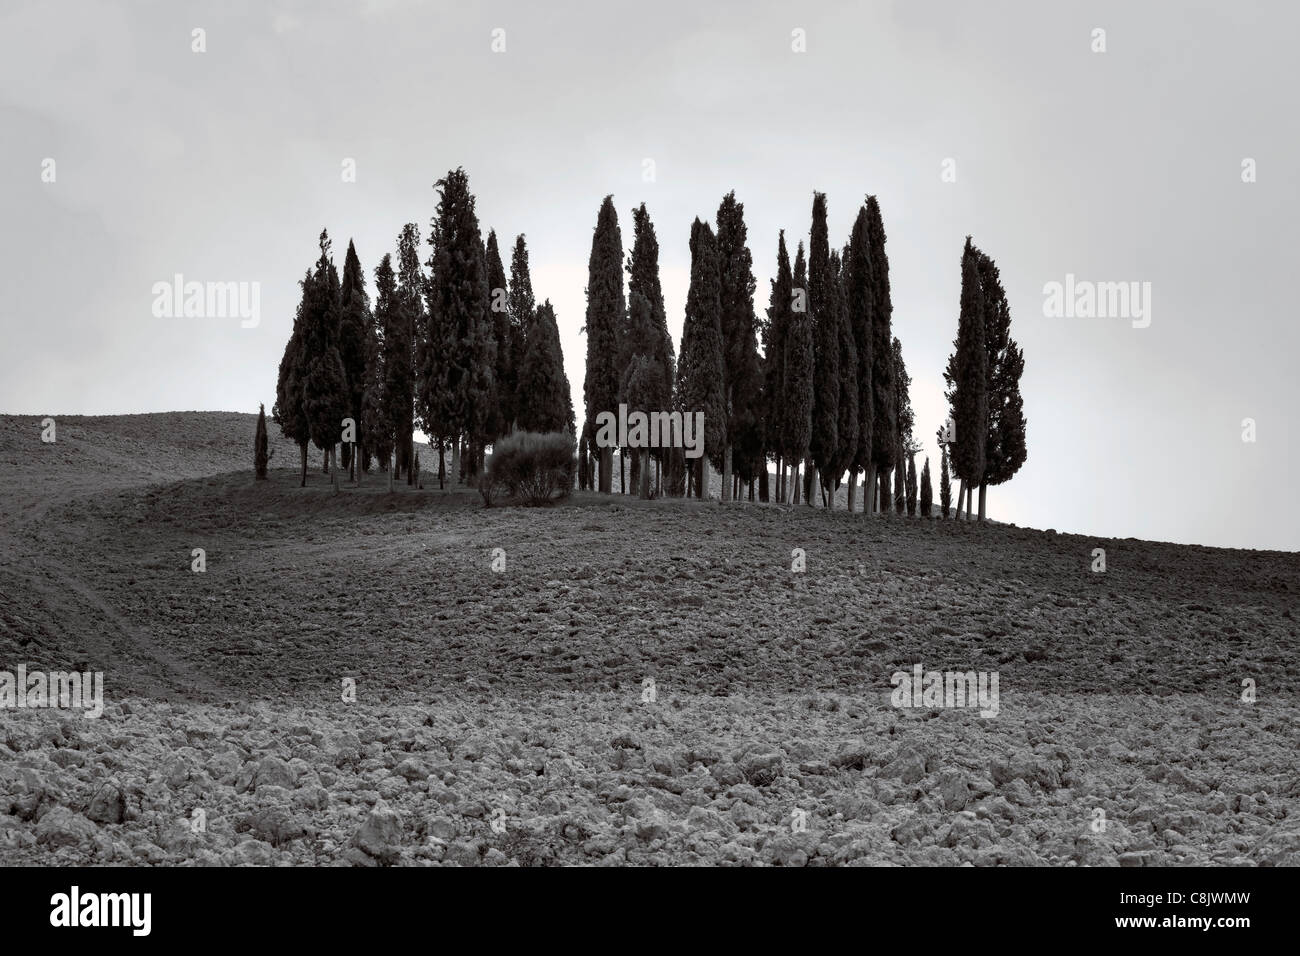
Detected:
left=0, top=413, right=1296, bottom=865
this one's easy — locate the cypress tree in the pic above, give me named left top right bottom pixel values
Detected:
left=676, top=218, right=726, bottom=499
left=337, top=240, right=370, bottom=478
left=517, top=299, right=574, bottom=436
left=807, top=193, right=838, bottom=505
left=761, top=231, right=792, bottom=502
left=627, top=204, right=674, bottom=490
left=944, top=237, right=988, bottom=519
left=906, top=454, right=917, bottom=516
left=844, top=206, right=874, bottom=512
left=828, top=249, right=859, bottom=506
left=976, top=249, right=1028, bottom=519
left=920, top=456, right=933, bottom=517
left=715, top=191, right=759, bottom=504
left=621, top=293, right=668, bottom=499
left=273, top=269, right=311, bottom=486
left=509, top=234, right=537, bottom=432
left=254, top=403, right=269, bottom=479
left=421, top=169, right=496, bottom=487
left=939, top=436, right=953, bottom=518
left=366, top=253, right=397, bottom=481
left=866, top=197, right=896, bottom=512
left=485, top=230, right=513, bottom=441
left=393, top=224, right=422, bottom=482
left=301, top=230, right=350, bottom=487
left=782, top=242, right=814, bottom=505
left=583, top=196, right=624, bottom=494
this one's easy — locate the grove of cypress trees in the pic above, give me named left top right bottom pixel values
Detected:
left=301, top=230, right=350, bottom=489
left=517, top=299, right=574, bottom=436
left=254, top=403, right=269, bottom=479
left=945, top=237, right=989, bottom=519
left=782, top=242, right=813, bottom=505
left=273, top=269, right=312, bottom=486
left=920, top=456, right=933, bottom=517
left=866, top=197, right=896, bottom=513
left=583, top=196, right=624, bottom=494
left=676, top=218, right=726, bottom=499
left=844, top=206, right=874, bottom=512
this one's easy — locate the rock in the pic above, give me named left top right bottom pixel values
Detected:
left=87, top=784, right=127, bottom=824
left=241, top=806, right=309, bottom=846
left=255, top=756, right=296, bottom=790
left=830, top=742, right=869, bottom=771
left=741, top=752, right=784, bottom=787
left=939, top=771, right=969, bottom=810
left=35, top=807, right=98, bottom=847
left=426, top=815, right=458, bottom=842
left=710, top=762, right=745, bottom=787
left=353, top=801, right=404, bottom=863
left=393, top=757, right=429, bottom=782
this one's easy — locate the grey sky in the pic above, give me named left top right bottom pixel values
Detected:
left=2, top=0, right=1296, bottom=550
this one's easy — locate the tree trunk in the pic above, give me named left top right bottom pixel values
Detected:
left=329, top=445, right=339, bottom=494
left=803, top=459, right=814, bottom=505
left=847, top=472, right=857, bottom=511
left=299, top=442, right=307, bottom=487
left=451, top=441, right=461, bottom=486
left=639, top=448, right=650, bottom=498
left=792, top=463, right=800, bottom=504
left=388, top=451, right=394, bottom=492
left=759, top=465, right=769, bottom=503
left=721, top=443, right=732, bottom=503
left=599, top=446, right=613, bottom=494
left=630, top=452, right=640, bottom=498
left=866, top=470, right=877, bottom=514
left=978, top=482, right=987, bottom=522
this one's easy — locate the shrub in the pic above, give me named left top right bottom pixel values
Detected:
left=487, top=430, right=575, bottom=506
left=478, top=470, right=501, bottom=507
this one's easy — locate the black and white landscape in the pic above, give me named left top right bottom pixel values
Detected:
left=1, top=0, right=1297, bottom=877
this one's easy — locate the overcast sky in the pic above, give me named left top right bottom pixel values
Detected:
left=2, top=0, right=1296, bottom=551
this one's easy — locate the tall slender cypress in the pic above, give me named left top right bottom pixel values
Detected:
left=866, top=197, right=896, bottom=512
left=782, top=243, right=814, bottom=505
left=582, top=196, right=625, bottom=494
left=944, top=237, right=989, bottom=518
left=273, top=269, right=312, bottom=486
left=808, top=193, right=838, bottom=504
left=676, top=218, right=726, bottom=499
left=485, top=230, right=513, bottom=441
left=844, top=206, right=874, bottom=511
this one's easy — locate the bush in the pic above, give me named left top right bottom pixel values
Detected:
left=486, top=430, right=575, bottom=506
left=478, top=470, right=501, bottom=507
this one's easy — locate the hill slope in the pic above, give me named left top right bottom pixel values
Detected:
left=0, top=412, right=1296, bottom=867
